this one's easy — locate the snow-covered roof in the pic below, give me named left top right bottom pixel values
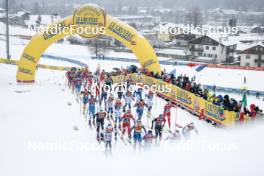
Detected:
left=158, top=22, right=185, bottom=34
left=160, top=22, right=180, bottom=28
left=151, top=7, right=172, bottom=13
left=209, top=8, right=264, bottom=16
left=196, top=56, right=215, bottom=61
left=16, top=11, right=29, bottom=17
left=116, top=15, right=155, bottom=20
left=236, top=43, right=253, bottom=51
left=25, top=15, right=61, bottom=26
left=156, top=49, right=187, bottom=56
left=220, top=9, right=240, bottom=15
left=0, top=21, right=35, bottom=36
left=245, top=11, right=264, bottom=16
left=206, top=33, right=264, bottom=46
left=0, top=12, right=5, bottom=18
left=8, top=11, right=30, bottom=19
left=239, top=42, right=264, bottom=52
left=190, top=34, right=231, bottom=46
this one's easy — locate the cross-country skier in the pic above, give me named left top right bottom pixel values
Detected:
left=182, top=122, right=198, bottom=140
left=104, top=124, right=114, bottom=152
left=100, top=86, right=109, bottom=107
left=66, top=68, right=75, bottom=88
left=106, top=94, right=115, bottom=120
left=163, top=101, right=173, bottom=129
left=151, top=114, right=166, bottom=141
left=143, top=129, right=156, bottom=150
left=133, top=87, right=143, bottom=100
left=126, top=75, right=133, bottom=89
left=131, top=120, right=146, bottom=150
left=74, top=69, right=83, bottom=102
left=88, top=94, right=96, bottom=126
left=146, top=90, right=154, bottom=117
left=95, top=82, right=101, bottom=102
left=95, top=108, right=107, bottom=141
left=134, top=98, right=147, bottom=119
left=94, top=68, right=100, bottom=83
left=87, top=72, right=93, bottom=89
left=114, top=83, right=125, bottom=100
left=137, top=68, right=141, bottom=79
left=71, top=69, right=78, bottom=93
left=82, top=67, right=89, bottom=87
left=123, top=90, right=133, bottom=112
left=104, top=74, right=113, bottom=90
left=165, top=129, right=181, bottom=142
left=121, top=109, right=135, bottom=140
left=100, top=69, right=106, bottom=83
left=114, top=98, right=123, bottom=130
left=81, top=88, right=90, bottom=115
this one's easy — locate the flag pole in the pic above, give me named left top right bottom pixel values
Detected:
left=5, top=0, right=10, bottom=59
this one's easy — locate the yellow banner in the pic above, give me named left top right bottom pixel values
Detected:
left=0, top=58, right=77, bottom=71
left=111, top=74, right=236, bottom=126
left=0, top=58, right=18, bottom=65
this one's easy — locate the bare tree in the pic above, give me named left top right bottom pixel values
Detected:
left=185, top=6, right=203, bottom=27
left=32, top=2, right=40, bottom=14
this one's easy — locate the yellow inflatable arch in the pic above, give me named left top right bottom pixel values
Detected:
left=16, top=4, right=161, bottom=83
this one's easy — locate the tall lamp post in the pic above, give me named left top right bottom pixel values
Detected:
left=5, top=0, right=10, bottom=59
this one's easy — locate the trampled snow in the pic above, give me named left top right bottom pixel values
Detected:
left=0, top=62, right=264, bottom=176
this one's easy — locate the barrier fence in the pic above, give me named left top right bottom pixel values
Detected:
left=203, top=85, right=264, bottom=96
left=0, top=58, right=80, bottom=71
left=111, top=74, right=237, bottom=127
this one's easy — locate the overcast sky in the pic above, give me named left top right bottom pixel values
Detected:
left=6, top=0, right=264, bottom=11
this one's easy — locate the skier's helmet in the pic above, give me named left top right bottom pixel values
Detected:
left=148, top=129, right=153, bottom=134
left=188, top=122, right=194, bottom=128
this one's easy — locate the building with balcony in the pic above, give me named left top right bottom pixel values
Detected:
left=189, top=35, right=236, bottom=63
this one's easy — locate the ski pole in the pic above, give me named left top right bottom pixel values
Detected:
left=79, top=96, right=82, bottom=115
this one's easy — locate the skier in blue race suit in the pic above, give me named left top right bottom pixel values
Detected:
left=131, top=120, right=146, bottom=150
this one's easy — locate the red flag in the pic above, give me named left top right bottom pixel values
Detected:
left=187, top=63, right=198, bottom=67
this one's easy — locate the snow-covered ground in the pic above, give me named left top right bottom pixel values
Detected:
left=1, top=61, right=264, bottom=176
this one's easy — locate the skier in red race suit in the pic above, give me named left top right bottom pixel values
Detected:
left=163, top=101, right=173, bottom=129
left=121, top=109, right=135, bottom=140
left=250, top=104, right=257, bottom=119
left=82, top=67, right=89, bottom=87
left=100, top=69, right=106, bottom=83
